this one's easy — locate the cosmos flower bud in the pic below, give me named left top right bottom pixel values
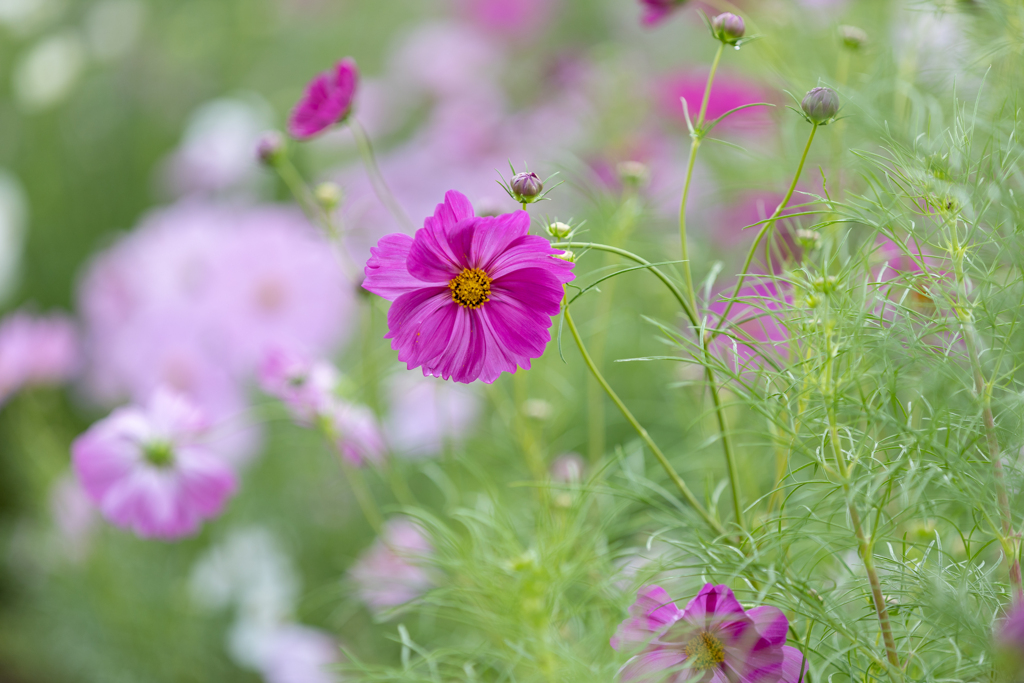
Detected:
left=511, top=171, right=543, bottom=201
left=314, top=182, right=342, bottom=211
left=256, top=131, right=286, bottom=166
left=617, top=161, right=650, bottom=188
left=547, top=221, right=572, bottom=239
left=801, top=87, right=840, bottom=125
left=711, top=13, right=745, bottom=45
left=555, top=249, right=576, bottom=263
left=839, top=25, right=868, bottom=51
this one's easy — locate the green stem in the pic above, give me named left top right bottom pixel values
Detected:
left=714, top=123, right=819, bottom=333
left=947, top=215, right=1023, bottom=603
left=562, top=297, right=726, bottom=537
left=678, top=42, right=724, bottom=312
left=349, top=119, right=413, bottom=230
left=275, top=155, right=325, bottom=228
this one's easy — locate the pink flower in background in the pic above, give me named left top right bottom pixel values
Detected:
left=612, top=584, right=805, bottom=682
left=457, top=0, right=555, bottom=38
left=329, top=401, right=387, bottom=466
left=707, top=281, right=791, bottom=376
left=71, top=388, right=237, bottom=540
left=385, top=373, right=479, bottom=457
left=390, top=22, right=502, bottom=98
left=350, top=517, right=434, bottom=614
left=49, top=474, right=98, bottom=561
left=655, top=71, right=773, bottom=133
left=259, top=348, right=340, bottom=424
left=288, top=58, right=358, bottom=139
left=551, top=452, right=586, bottom=483
left=640, top=0, right=688, bottom=27
left=0, top=311, right=79, bottom=403
left=261, top=624, right=341, bottom=683
left=362, top=190, right=574, bottom=384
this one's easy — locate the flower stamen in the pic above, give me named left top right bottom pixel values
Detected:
left=685, top=630, right=725, bottom=670
left=449, top=268, right=492, bottom=309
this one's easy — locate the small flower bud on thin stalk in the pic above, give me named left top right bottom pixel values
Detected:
left=555, top=250, right=576, bottom=263
left=511, top=172, right=544, bottom=202
left=256, top=131, right=286, bottom=166
left=801, top=87, right=840, bottom=125
left=314, top=182, right=342, bottom=212
left=711, top=13, right=745, bottom=46
left=839, top=25, right=868, bottom=50
left=617, top=161, right=650, bottom=189
left=547, top=221, right=572, bottom=239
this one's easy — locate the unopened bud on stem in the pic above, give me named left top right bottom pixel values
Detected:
left=256, top=131, right=286, bottom=166
left=511, top=171, right=543, bottom=201
left=711, top=13, right=745, bottom=45
left=801, top=87, right=840, bottom=125
left=839, top=25, right=868, bottom=51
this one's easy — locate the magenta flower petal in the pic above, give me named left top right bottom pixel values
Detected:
left=364, top=190, right=574, bottom=384
left=620, top=648, right=687, bottom=681
left=611, top=585, right=684, bottom=650
left=781, top=646, right=807, bottom=683
left=288, top=58, right=358, bottom=139
left=746, top=606, right=789, bottom=648
left=363, top=233, right=421, bottom=300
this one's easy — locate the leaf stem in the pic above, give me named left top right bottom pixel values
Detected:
left=349, top=119, right=413, bottom=231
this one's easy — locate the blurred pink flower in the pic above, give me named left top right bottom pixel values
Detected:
left=350, top=517, right=434, bottom=614
left=707, top=280, right=791, bottom=377
left=71, top=388, right=237, bottom=540
left=329, top=401, right=387, bottom=467
left=78, top=202, right=351, bottom=461
left=551, top=452, right=586, bottom=483
left=259, top=348, right=340, bottom=424
left=0, top=311, right=79, bottom=404
left=288, top=58, right=358, bottom=139
left=390, top=22, right=502, bottom=98
left=612, top=584, right=805, bottom=682
left=384, top=372, right=479, bottom=457
left=655, top=70, right=774, bottom=133
left=362, top=190, right=574, bottom=384
left=49, top=474, right=98, bottom=561
left=640, top=0, right=689, bottom=27
left=260, top=624, right=341, bottom=683
left=456, top=0, right=555, bottom=38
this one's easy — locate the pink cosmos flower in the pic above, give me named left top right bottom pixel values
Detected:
left=384, top=372, right=479, bottom=457
left=259, top=347, right=341, bottom=424
left=71, top=388, right=237, bottom=540
left=640, top=0, right=689, bottom=27
left=612, top=584, right=805, bottom=682
left=456, top=0, right=555, bottom=38
left=288, top=58, right=358, bottom=140
left=260, top=624, right=341, bottom=683
left=350, top=517, right=434, bottom=615
left=362, top=190, right=574, bottom=384
left=0, top=311, right=79, bottom=404
left=328, top=401, right=387, bottom=467
left=707, top=281, right=791, bottom=377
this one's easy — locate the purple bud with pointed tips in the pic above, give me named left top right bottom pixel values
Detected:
left=801, top=87, right=839, bottom=125
left=511, top=171, right=543, bottom=199
left=256, top=131, right=286, bottom=166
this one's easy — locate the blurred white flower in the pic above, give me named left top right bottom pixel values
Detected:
left=0, top=0, right=61, bottom=35
left=12, top=30, right=87, bottom=112
left=189, top=526, right=300, bottom=621
left=84, top=0, right=145, bottom=63
left=0, top=169, right=27, bottom=304
left=49, top=473, right=97, bottom=562
left=161, top=95, right=273, bottom=197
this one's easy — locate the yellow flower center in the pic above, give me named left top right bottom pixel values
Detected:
left=449, top=268, right=492, bottom=309
left=685, top=631, right=726, bottom=670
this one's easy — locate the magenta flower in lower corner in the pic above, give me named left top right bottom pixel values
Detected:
left=362, top=190, right=574, bottom=384
left=288, top=58, right=358, bottom=139
left=612, top=584, right=805, bottom=683
left=71, top=388, right=237, bottom=540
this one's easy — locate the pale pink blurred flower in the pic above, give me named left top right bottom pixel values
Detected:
left=261, top=624, right=342, bottom=683
left=49, top=474, right=97, bottom=561
left=71, top=388, right=237, bottom=540
left=551, top=452, right=586, bottom=483
left=350, top=517, right=434, bottom=614
left=259, top=348, right=340, bottom=424
left=639, top=0, right=688, bottom=27
left=288, top=58, right=358, bottom=140
left=707, top=280, right=791, bottom=377
left=456, top=0, right=556, bottom=39
left=0, top=311, right=79, bottom=404
left=385, top=373, right=479, bottom=457
left=329, top=401, right=386, bottom=467
left=389, top=22, right=503, bottom=98
left=655, top=70, right=774, bottom=134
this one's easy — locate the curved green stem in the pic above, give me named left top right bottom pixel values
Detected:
left=349, top=119, right=413, bottom=230
left=562, top=297, right=726, bottom=537
left=714, top=124, right=819, bottom=333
